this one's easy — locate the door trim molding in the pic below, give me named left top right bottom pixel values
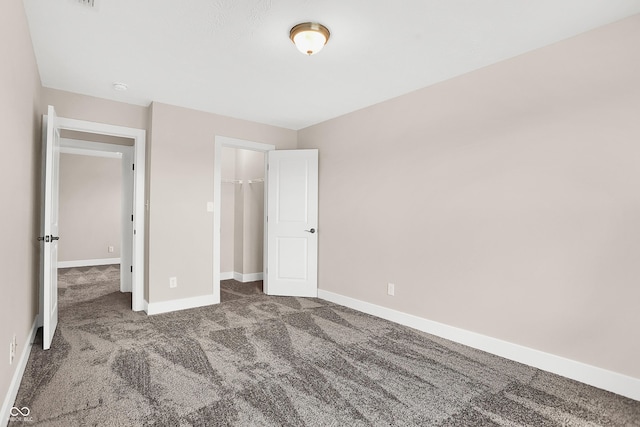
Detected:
left=54, top=115, right=146, bottom=311
left=213, top=136, right=275, bottom=305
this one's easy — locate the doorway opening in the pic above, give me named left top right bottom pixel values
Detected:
left=58, top=135, right=133, bottom=295
left=220, top=147, right=266, bottom=282
left=43, top=111, right=146, bottom=314
left=213, top=137, right=275, bottom=304
left=220, top=147, right=266, bottom=299
left=40, top=107, right=146, bottom=349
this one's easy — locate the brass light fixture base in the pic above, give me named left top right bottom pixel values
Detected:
left=290, top=22, right=331, bottom=56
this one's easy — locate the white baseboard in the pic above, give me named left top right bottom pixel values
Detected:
left=146, top=294, right=216, bottom=315
left=58, top=258, right=121, bottom=268
left=318, top=289, right=640, bottom=402
left=1, top=316, right=38, bottom=426
left=221, top=271, right=264, bottom=283
left=234, top=272, right=263, bottom=283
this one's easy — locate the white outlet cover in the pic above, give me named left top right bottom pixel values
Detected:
left=206, top=202, right=214, bottom=212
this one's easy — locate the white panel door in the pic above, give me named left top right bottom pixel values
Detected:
left=266, top=149, right=318, bottom=297
left=41, top=105, right=60, bottom=350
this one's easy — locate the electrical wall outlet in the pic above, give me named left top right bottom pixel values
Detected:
left=9, top=342, right=14, bottom=365
left=108, top=245, right=114, bottom=253
left=387, top=283, right=395, bottom=296
left=169, top=277, right=178, bottom=288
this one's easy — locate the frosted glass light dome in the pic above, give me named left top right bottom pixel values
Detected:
left=290, top=23, right=330, bottom=56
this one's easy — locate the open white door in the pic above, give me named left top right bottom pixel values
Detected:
left=265, top=149, right=318, bottom=297
left=40, top=105, right=60, bottom=350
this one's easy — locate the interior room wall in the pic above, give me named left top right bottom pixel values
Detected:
left=147, top=102, right=296, bottom=304
left=297, top=15, right=640, bottom=380
left=0, top=0, right=42, bottom=416
left=221, top=147, right=236, bottom=273
left=220, top=149, right=265, bottom=278
left=58, top=154, right=122, bottom=263
left=237, top=150, right=265, bottom=275
left=233, top=183, right=244, bottom=275
left=41, top=88, right=148, bottom=130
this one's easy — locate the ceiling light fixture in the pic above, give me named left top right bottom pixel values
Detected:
left=112, top=82, right=128, bottom=91
left=290, top=22, right=330, bottom=56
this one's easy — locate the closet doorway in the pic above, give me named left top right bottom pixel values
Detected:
left=220, top=147, right=266, bottom=283
left=213, top=137, right=274, bottom=303
left=213, top=136, right=319, bottom=303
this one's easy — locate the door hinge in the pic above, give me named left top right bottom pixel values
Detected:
left=131, top=214, right=134, bottom=221
left=134, top=229, right=136, bottom=235
left=132, top=163, right=135, bottom=171
left=130, top=266, right=133, bottom=273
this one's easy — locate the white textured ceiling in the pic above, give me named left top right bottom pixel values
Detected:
left=23, top=0, right=640, bottom=130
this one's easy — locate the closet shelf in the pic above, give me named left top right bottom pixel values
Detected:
left=222, top=178, right=264, bottom=185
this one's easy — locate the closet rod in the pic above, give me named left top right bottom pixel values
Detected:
left=222, top=178, right=264, bottom=184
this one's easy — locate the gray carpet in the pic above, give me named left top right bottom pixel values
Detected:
left=9, top=265, right=640, bottom=426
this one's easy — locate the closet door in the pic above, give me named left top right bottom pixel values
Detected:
left=265, top=149, right=318, bottom=297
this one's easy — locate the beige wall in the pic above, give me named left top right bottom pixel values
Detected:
left=298, top=15, right=640, bottom=379
left=58, top=154, right=122, bottom=262
left=221, top=147, right=236, bottom=273
left=230, top=149, right=264, bottom=274
left=0, top=0, right=42, bottom=411
left=223, top=149, right=266, bottom=276
left=41, top=88, right=148, bottom=130
left=237, top=150, right=265, bottom=275
left=233, top=183, right=244, bottom=274
left=147, top=102, right=296, bottom=303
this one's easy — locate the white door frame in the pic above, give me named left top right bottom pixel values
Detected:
left=59, top=139, right=134, bottom=294
left=54, top=116, right=146, bottom=311
left=213, top=136, right=275, bottom=303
